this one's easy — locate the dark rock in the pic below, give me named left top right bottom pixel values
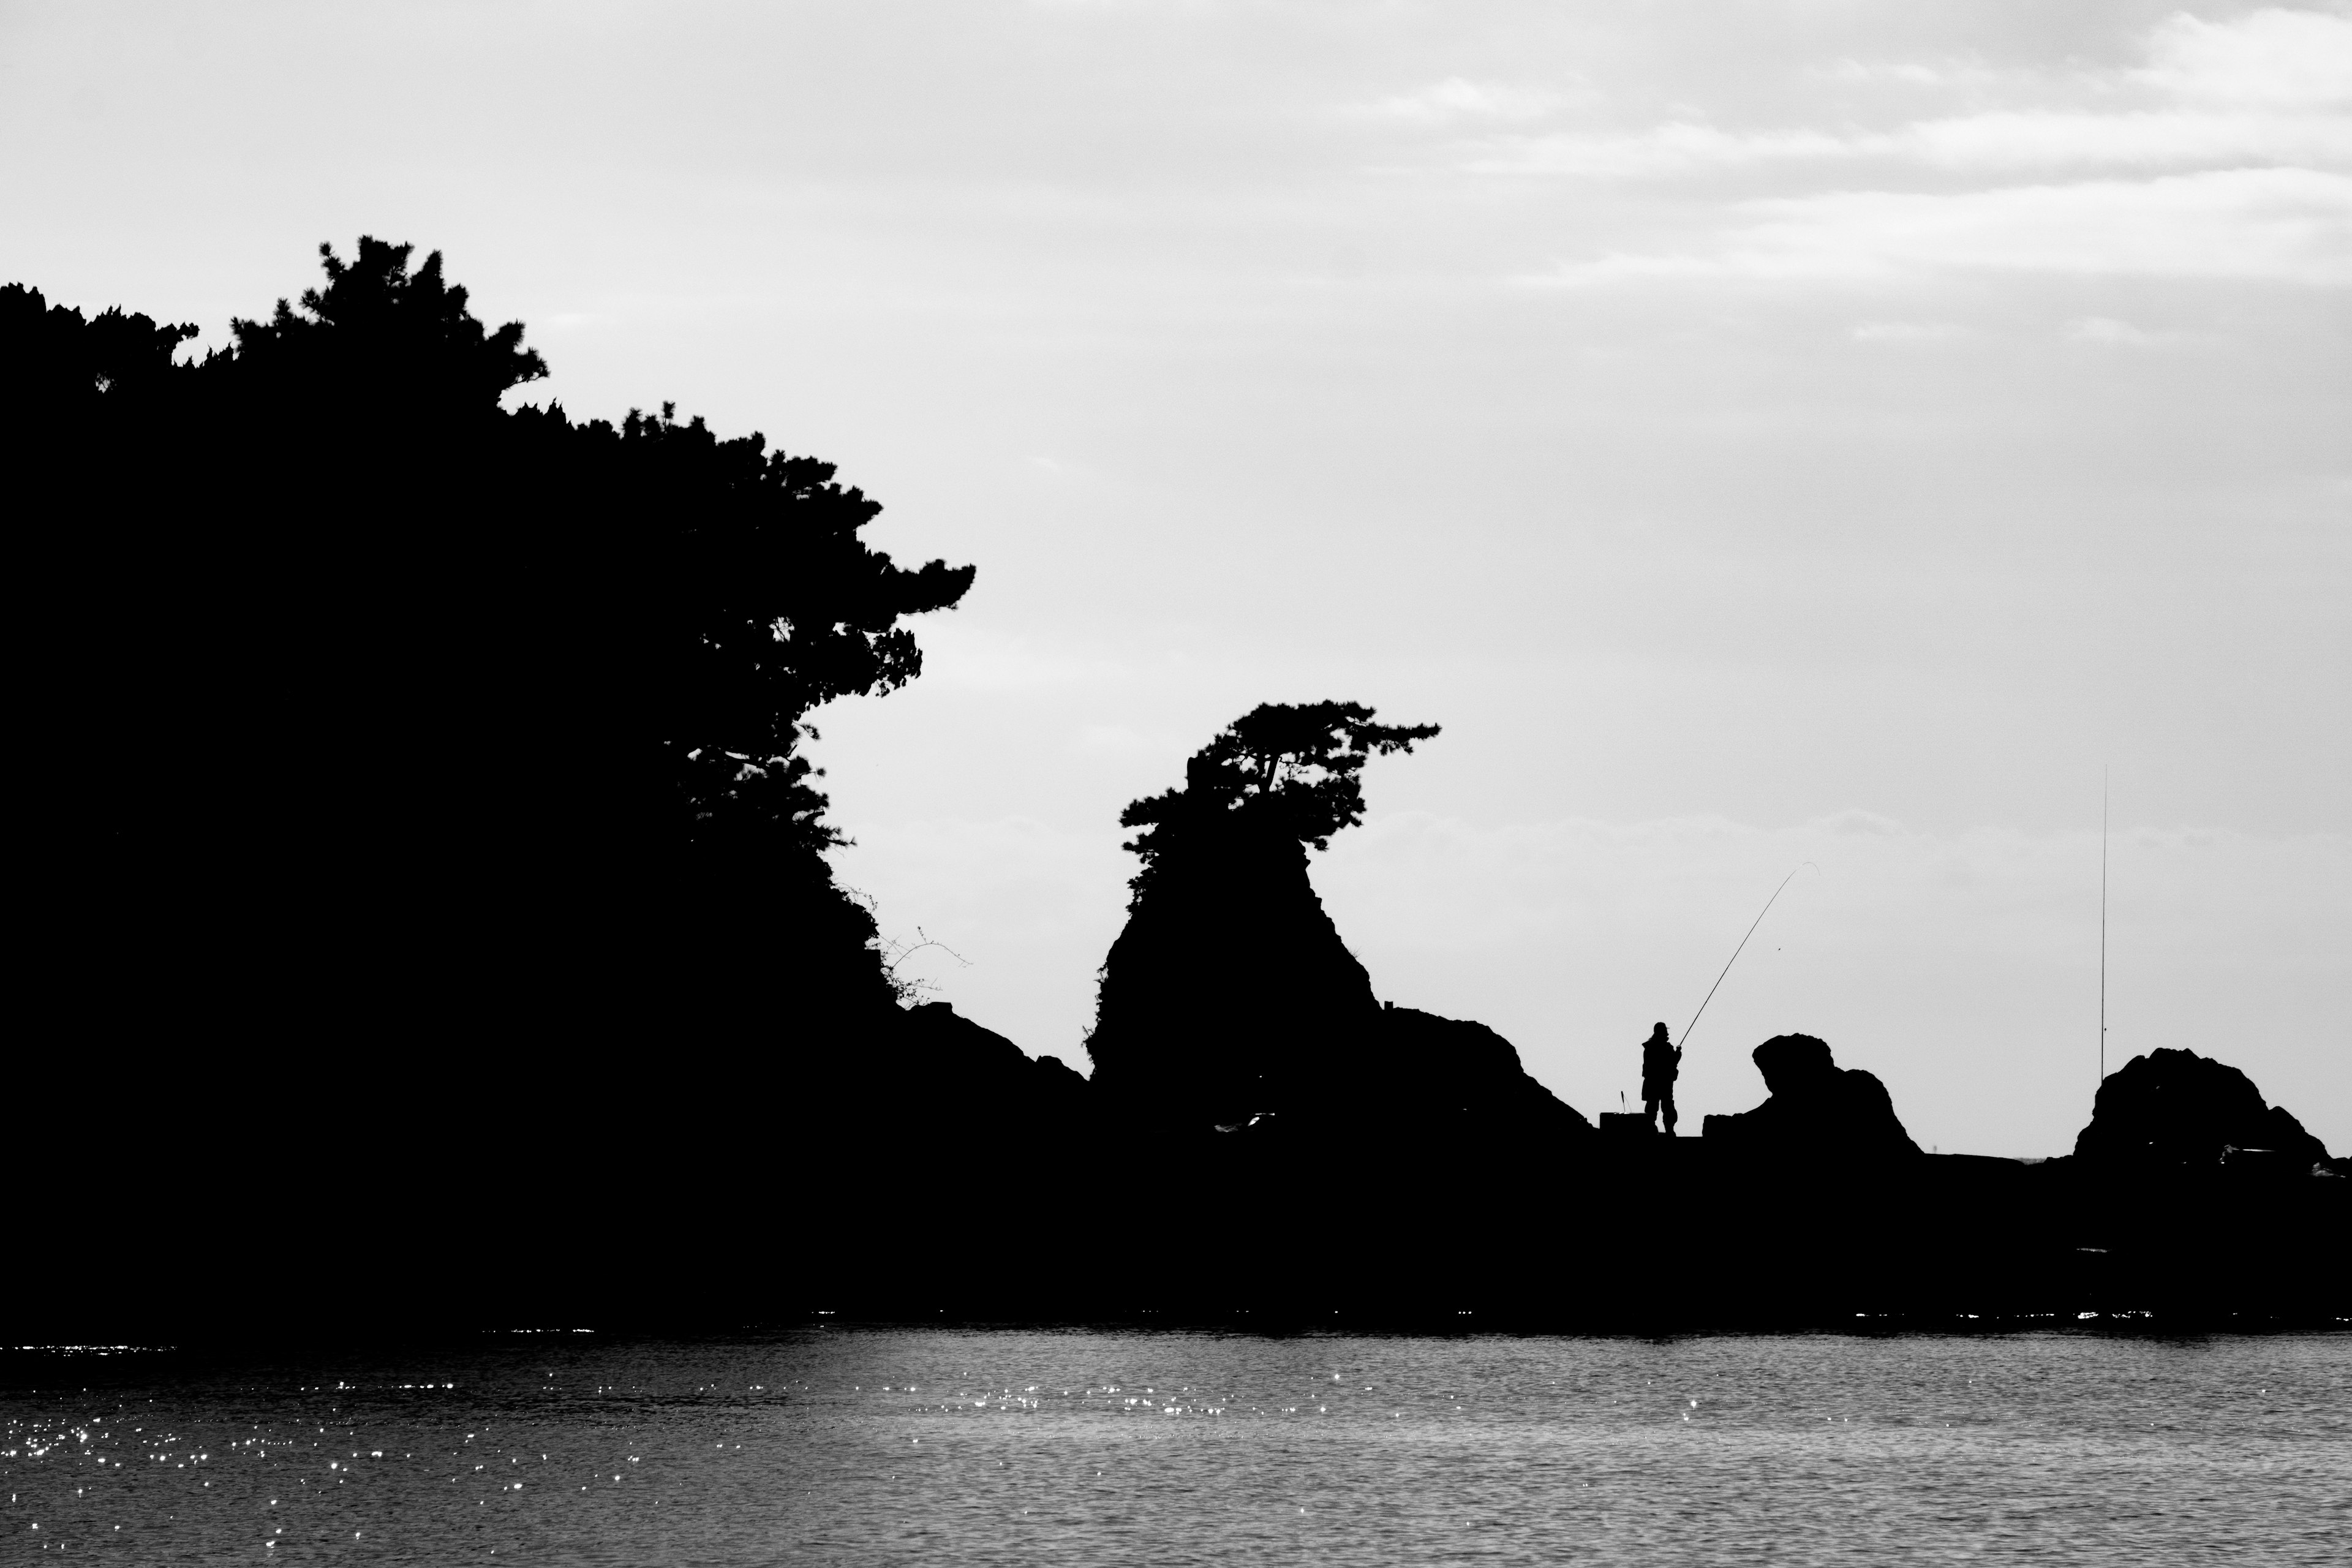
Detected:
left=1343, top=1005, right=1594, bottom=1143
left=798, top=1001, right=1088, bottom=1147
left=1086, top=813, right=1380, bottom=1129
left=772, top=1000, right=1097, bottom=1314
left=896, top=1001, right=1090, bottom=1122
left=1702, top=1033, right=1920, bottom=1161
left=2071, top=1047, right=2332, bottom=1170
left=1082, top=810, right=1591, bottom=1148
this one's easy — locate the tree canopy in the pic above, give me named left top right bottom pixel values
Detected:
left=570, top=400, right=976, bottom=858
left=1119, top=701, right=1439, bottom=893
left=227, top=236, right=548, bottom=410
left=10, top=236, right=974, bottom=1028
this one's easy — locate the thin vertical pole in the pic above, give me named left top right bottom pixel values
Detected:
left=2099, top=767, right=2109, bottom=1083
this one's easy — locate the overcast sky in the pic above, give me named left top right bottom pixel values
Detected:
left=9, top=1, right=2346, bottom=1156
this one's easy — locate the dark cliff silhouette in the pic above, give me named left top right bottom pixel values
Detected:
left=1701, top=1033, right=1921, bottom=1162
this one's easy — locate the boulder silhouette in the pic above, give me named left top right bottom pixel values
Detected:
left=1347, top=1005, right=1594, bottom=1144
left=1702, top=1033, right=1920, bottom=1161
left=1087, top=812, right=1381, bottom=1131
left=2071, top=1047, right=2331, bottom=1170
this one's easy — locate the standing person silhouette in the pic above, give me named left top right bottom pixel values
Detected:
left=1642, top=1022, right=1682, bottom=1136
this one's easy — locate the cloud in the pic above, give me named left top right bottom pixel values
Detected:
left=1477, top=102, right=2352, bottom=182
left=1851, top=320, right=1969, bottom=344
left=1494, top=11, right=2352, bottom=287
left=1468, top=9, right=2352, bottom=182
left=1360, top=76, right=1567, bottom=124
left=1536, top=167, right=2352, bottom=285
left=1819, top=57, right=2013, bottom=91
left=2064, top=315, right=2164, bottom=345
left=1815, top=809, right=1908, bottom=835
left=2135, top=6, right=2352, bottom=109
left=913, top=623, right=1137, bottom=692
left=1901, top=107, right=2352, bottom=172
left=1815, top=7, right=2352, bottom=110
left=1471, top=123, right=1858, bottom=178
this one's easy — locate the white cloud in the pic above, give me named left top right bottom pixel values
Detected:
left=1497, top=11, right=2352, bottom=287
left=1362, top=76, right=1567, bottom=124
left=1477, top=100, right=2352, bottom=181
left=2065, top=315, right=2163, bottom=345
left=1472, top=122, right=1857, bottom=178
left=1468, top=9, right=2352, bottom=182
left=1477, top=110, right=2342, bottom=182
left=1815, top=809, right=1909, bottom=835
left=1903, top=107, right=2352, bottom=171
left=1852, top=320, right=1969, bottom=344
left=1817, top=7, right=2352, bottom=110
left=1765, top=167, right=2351, bottom=282
left=1537, top=167, right=2352, bottom=285
left=1820, top=57, right=2011, bottom=91
left=913, top=623, right=1137, bottom=692
left=2136, top=7, right=2352, bottom=109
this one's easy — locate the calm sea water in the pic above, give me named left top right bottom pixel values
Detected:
left=2, top=1327, right=2344, bottom=1565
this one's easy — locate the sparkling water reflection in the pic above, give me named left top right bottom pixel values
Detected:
left=2, top=1329, right=2344, bottom=1564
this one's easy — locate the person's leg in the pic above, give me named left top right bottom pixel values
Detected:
left=1642, top=1092, right=1660, bottom=1130
left=1661, top=1087, right=1678, bottom=1137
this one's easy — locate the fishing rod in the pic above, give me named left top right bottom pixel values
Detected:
left=2100, top=767, right=2109, bottom=1084
left=1678, top=862, right=1817, bottom=1050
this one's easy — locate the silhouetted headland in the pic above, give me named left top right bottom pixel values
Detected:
left=8, top=245, right=2341, bottom=1341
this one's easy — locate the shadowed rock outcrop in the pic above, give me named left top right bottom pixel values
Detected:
left=1702, top=1033, right=1920, bottom=1161
left=1084, top=699, right=1599, bottom=1145
left=897, top=1001, right=1091, bottom=1122
left=1087, top=814, right=1381, bottom=1131
left=772, top=1000, right=1096, bottom=1314
left=1346, top=1006, right=1593, bottom=1143
left=1082, top=811, right=1589, bottom=1141
left=2072, top=1047, right=2332, bottom=1170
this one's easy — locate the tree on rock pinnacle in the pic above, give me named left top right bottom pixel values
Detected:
left=1088, top=701, right=1438, bottom=1130
left=1118, top=701, right=1439, bottom=900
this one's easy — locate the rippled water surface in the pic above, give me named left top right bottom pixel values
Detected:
left=2, top=1327, right=2345, bottom=1564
